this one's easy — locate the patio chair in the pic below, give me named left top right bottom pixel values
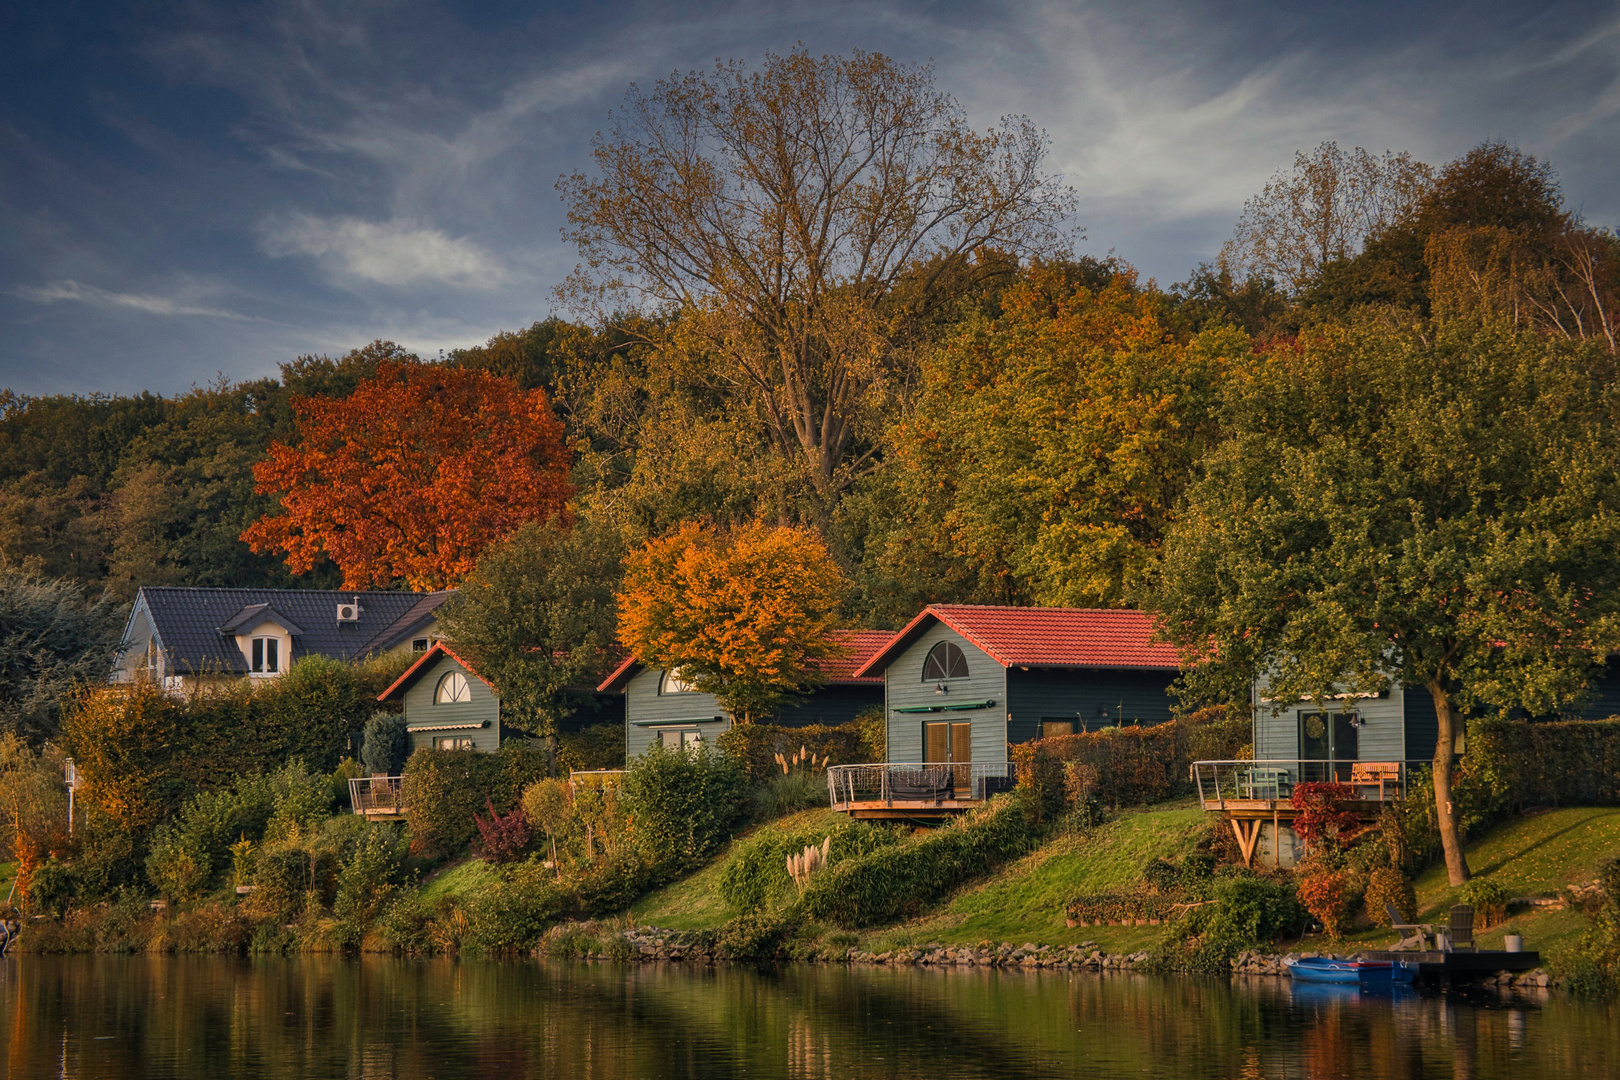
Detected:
left=1448, top=904, right=1476, bottom=952
left=1385, top=903, right=1433, bottom=951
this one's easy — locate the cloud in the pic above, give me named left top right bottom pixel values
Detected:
left=258, top=214, right=505, bottom=288
left=12, top=280, right=255, bottom=320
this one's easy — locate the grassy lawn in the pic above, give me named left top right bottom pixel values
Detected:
left=417, top=857, right=500, bottom=905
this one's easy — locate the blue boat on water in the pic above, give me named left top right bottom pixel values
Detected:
left=1286, top=957, right=1415, bottom=985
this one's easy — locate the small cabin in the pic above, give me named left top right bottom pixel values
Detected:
left=598, top=631, right=893, bottom=760
left=376, top=644, right=502, bottom=753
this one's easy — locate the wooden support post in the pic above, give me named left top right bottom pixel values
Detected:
left=1230, top=818, right=1262, bottom=868
left=1273, top=808, right=1281, bottom=868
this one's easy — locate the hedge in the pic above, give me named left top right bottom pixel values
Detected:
left=1458, top=717, right=1620, bottom=816
left=716, top=722, right=869, bottom=783
left=402, top=745, right=548, bottom=860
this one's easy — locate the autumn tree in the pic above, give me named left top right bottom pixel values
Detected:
left=1221, top=141, right=1432, bottom=294
left=1149, top=319, right=1620, bottom=885
left=242, top=360, right=573, bottom=589
left=0, top=562, right=127, bottom=740
left=560, top=48, right=1076, bottom=512
left=617, top=520, right=849, bottom=722
left=436, top=519, right=624, bottom=753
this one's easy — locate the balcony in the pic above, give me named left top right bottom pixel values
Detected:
left=826, top=762, right=1018, bottom=819
left=349, top=775, right=406, bottom=819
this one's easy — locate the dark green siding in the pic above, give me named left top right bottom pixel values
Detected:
left=404, top=653, right=501, bottom=753
left=624, top=667, right=729, bottom=759
left=775, top=684, right=883, bottom=728
left=883, top=622, right=1008, bottom=764
left=1005, top=667, right=1177, bottom=743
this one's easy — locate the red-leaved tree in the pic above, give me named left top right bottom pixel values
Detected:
left=243, top=361, right=572, bottom=589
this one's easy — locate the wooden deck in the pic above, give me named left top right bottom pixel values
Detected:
left=1356, top=949, right=1541, bottom=982
left=826, top=763, right=1017, bottom=819
left=349, top=776, right=407, bottom=820
left=832, top=798, right=988, bottom=820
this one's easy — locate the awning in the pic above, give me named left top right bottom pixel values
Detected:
left=630, top=715, right=726, bottom=727
left=406, top=721, right=490, bottom=732
left=892, top=699, right=996, bottom=714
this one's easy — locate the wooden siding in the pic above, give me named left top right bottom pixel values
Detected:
left=775, top=684, right=883, bottom=728
left=1005, top=667, right=1176, bottom=744
left=1251, top=675, right=1405, bottom=762
left=404, top=653, right=501, bottom=753
left=883, top=621, right=1008, bottom=764
left=624, top=666, right=730, bottom=758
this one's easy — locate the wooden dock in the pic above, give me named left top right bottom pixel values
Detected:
left=1356, top=949, right=1542, bottom=983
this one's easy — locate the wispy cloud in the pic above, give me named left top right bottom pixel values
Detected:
left=12, top=280, right=256, bottom=320
left=257, top=214, right=505, bottom=288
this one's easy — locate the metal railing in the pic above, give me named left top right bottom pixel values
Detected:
left=349, top=775, right=406, bottom=816
left=1189, top=759, right=1430, bottom=808
left=827, top=762, right=1018, bottom=806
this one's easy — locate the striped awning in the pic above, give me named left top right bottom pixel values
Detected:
left=406, top=721, right=490, bottom=732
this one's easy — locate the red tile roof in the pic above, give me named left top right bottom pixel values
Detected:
left=853, top=605, right=1181, bottom=677
left=596, top=629, right=895, bottom=693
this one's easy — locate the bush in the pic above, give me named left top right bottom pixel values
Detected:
left=620, top=745, right=747, bottom=866
left=1459, top=876, right=1510, bottom=928
left=716, top=722, right=867, bottom=783
left=717, top=909, right=796, bottom=960
left=1011, top=724, right=1187, bottom=807
left=26, top=859, right=77, bottom=917
left=557, top=723, right=625, bottom=772
left=1298, top=869, right=1355, bottom=939
left=361, top=714, right=409, bottom=776
left=1364, top=867, right=1416, bottom=925
left=751, top=771, right=826, bottom=820
left=853, top=706, right=885, bottom=761
left=1457, top=717, right=1620, bottom=822
left=465, top=860, right=569, bottom=954
left=718, top=818, right=896, bottom=913
left=144, top=770, right=286, bottom=899
left=473, top=797, right=533, bottom=864
left=333, top=825, right=408, bottom=945
left=1183, top=704, right=1251, bottom=762
left=403, top=744, right=548, bottom=860
left=1208, top=873, right=1302, bottom=946
left=800, top=797, right=1038, bottom=927
left=572, top=851, right=665, bottom=917
left=1289, top=783, right=1363, bottom=853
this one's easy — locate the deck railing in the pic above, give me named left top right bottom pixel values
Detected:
left=1189, top=759, right=1430, bottom=809
left=826, top=762, right=1018, bottom=807
left=349, top=775, right=406, bottom=817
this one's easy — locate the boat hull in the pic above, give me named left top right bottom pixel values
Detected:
left=1286, top=958, right=1396, bottom=984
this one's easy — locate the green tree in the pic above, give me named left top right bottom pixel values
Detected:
left=1150, top=318, right=1620, bottom=885
left=435, top=520, right=624, bottom=750
left=0, top=562, right=127, bottom=740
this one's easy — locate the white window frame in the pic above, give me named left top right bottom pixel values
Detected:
left=435, top=671, right=471, bottom=704
left=250, top=635, right=280, bottom=674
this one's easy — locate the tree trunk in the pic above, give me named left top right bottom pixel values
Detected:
left=1426, top=681, right=1472, bottom=886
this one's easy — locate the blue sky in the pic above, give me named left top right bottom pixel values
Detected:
left=3, top=0, right=1617, bottom=397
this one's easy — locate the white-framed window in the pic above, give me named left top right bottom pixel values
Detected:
left=412, top=638, right=430, bottom=652
left=250, top=636, right=280, bottom=674
left=434, top=735, right=475, bottom=750
left=658, top=729, right=704, bottom=751
left=922, top=641, right=969, bottom=681
left=659, top=668, right=698, bottom=695
left=435, top=671, right=471, bottom=704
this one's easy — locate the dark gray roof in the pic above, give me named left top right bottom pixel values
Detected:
left=131, top=587, right=453, bottom=675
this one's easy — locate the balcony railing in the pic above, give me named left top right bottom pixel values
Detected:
left=1189, top=759, right=1430, bottom=810
left=826, top=762, right=1018, bottom=809
left=349, top=775, right=406, bottom=817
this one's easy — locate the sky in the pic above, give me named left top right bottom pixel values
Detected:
left=2, top=0, right=1618, bottom=397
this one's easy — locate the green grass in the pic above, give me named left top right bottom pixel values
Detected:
left=416, top=857, right=501, bottom=905
left=865, top=801, right=1209, bottom=949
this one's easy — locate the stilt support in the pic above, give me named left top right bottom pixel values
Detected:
left=1231, top=818, right=1263, bottom=868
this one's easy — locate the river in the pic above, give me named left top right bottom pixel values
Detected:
left=0, top=956, right=1613, bottom=1079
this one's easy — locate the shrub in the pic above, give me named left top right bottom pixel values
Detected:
left=1289, top=783, right=1363, bottom=853
left=718, top=818, right=896, bottom=913
left=1459, top=876, right=1510, bottom=928
left=333, top=825, right=408, bottom=945
left=620, top=745, right=747, bottom=866
left=465, top=861, right=569, bottom=954
left=144, top=771, right=284, bottom=900
left=403, top=745, right=548, bottom=860
left=572, top=850, right=665, bottom=917
left=854, top=706, right=885, bottom=761
left=717, top=909, right=796, bottom=960
left=1364, top=867, right=1416, bottom=925
left=26, top=859, right=77, bottom=917
left=1208, top=873, right=1302, bottom=946
left=716, top=723, right=866, bottom=783
left=1011, top=724, right=1187, bottom=807
left=474, top=797, right=533, bottom=864
left=557, top=723, right=625, bottom=772
left=1298, top=869, right=1355, bottom=939
left=800, top=797, right=1037, bottom=927
left=1456, top=717, right=1620, bottom=822
left=751, top=771, right=826, bottom=820
left=1183, top=704, right=1251, bottom=762
left=361, top=714, right=409, bottom=776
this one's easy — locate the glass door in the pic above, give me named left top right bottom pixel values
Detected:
left=1299, top=711, right=1359, bottom=781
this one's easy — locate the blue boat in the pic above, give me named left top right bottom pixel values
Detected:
left=1286, top=957, right=1397, bottom=984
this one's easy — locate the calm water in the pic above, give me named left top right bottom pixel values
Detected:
left=0, top=956, right=1614, bottom=1080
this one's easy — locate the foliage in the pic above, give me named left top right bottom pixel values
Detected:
left=718, top=816, right=897, bottom=913
left=360, top=713, right=408, bottom=776
left=0, top=734, right=69, bottom=894
left=716, top=909, right=797, bottom=960
left=799, top=796, right=1040, bottom=927
left=332, top=825, right=409, bottom=945
left=557, top=723, right=626, bottom=773
left=860, top=262, right=1242, bottom=610
left=401, top=745, right=548, bottom=861
left=1456, top=717, right=1620, bottom=821
left=0, top=563, right=127, bottom=740
left=1011, top=724, right=1187, bottom=809
left=1364, top=866, right=1416, bottom=925
left=1289, top=783, right=1364, bottom=853
left=560, top=47, right=1074, bottom=505
left=716, top=722, right=866, bottom=783
left=1151, top=318, right=1620, bottom=885
left=853, top=706, right=885, bottom=762
left=1206, top=873, right=1303, bottom=946
left=463, top=860, right=570, bottom=955
left=473, top=796, right=533, bottom=865
left=1297, top=869, right=1356, bottom=939
left=619, top=744, right=748, bottom=866
left=144, top=770, right=282, bottom=900
left=435, top=518, right=623, bottom=738
left=1458, top=876, right=1510, bottom=928
left=750, top=771, right=827, bottom=821
left=618, top=520, right=850, bottom=721
left=243, top=360, right=573, bottom=589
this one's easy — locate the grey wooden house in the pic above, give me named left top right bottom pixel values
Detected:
left=852, top=605, right=1182, bottom=769
left=376, top=643, right=502, bottom=753
left=599, top=631, right=893, bottom=759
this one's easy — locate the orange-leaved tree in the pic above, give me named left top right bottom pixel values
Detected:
left=617, top=520, right=849, bottom=722
left=242, top=361, right=573, bottom=589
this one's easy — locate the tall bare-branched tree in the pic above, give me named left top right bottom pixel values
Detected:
left=559, top=49, right=1076, bottom=508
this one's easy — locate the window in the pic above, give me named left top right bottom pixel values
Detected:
left=250, top=636, right=280, bottom=674
left=435, top=671, right=471, bottom=704
left=144, top=639, right=157, bottom=671
left=434, top=736, right=475, bottom=751
left=923, top=721, right=971, bottom=763
left=412, top=638, right=430, bottom=652
left=1041, top=719, right=1075, bottom=739
left=922, top=641, right=969, bottom=681
left=658, top=729, right=704, bottom=751
left=659, top=668, right=698, bottom=695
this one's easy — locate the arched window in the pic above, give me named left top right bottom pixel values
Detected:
left=435, top=671, right=471, bottom=704
left=922, top=641, right=970, bottom=681
left=659, top=668, right=697, bottom=695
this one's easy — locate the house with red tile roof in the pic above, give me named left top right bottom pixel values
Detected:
left=376, top=642, right=503, bottom=753
left=598, top=630, right=893, bottom=759
left=853, top=605, right=1181, bottom=767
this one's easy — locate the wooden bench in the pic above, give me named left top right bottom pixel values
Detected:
left=1350, top=761, right=1402, bottom=801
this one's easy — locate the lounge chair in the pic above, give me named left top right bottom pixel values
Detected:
left=1448, top=905, right=1476, bottom=952
left=888, top=767, right=953, bottom=801
left=1385, top=903, right=1433, bottom=951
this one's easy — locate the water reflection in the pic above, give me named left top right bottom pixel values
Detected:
left=0, top=956, right=1610, bottom=1080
